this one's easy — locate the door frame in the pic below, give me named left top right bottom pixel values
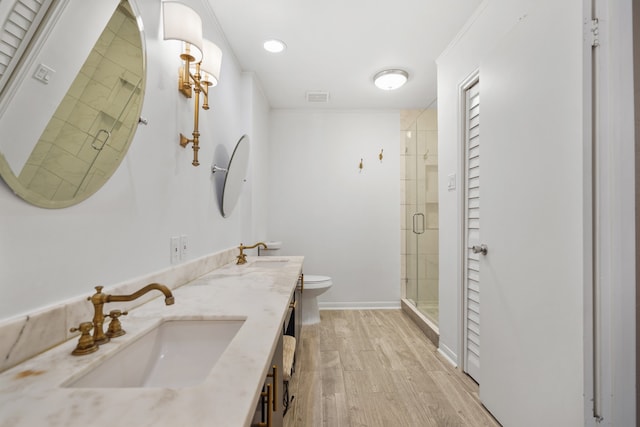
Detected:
left=585, top=0, right=636, bottom=424
left=458, top=69, right=480, bottom=376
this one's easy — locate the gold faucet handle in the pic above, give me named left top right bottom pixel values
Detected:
left=237, top=243, right=247, bottom=265
left=70, top=321, right=93, bottom=334
left=105, top=310, right=128, bottom=338
left=87, top=285, right=105, bottom=302
left=106, top=309, right=128, bottom=318
left=69, top=322, right=99, bottom=356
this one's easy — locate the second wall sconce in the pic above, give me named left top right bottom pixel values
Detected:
left=163, top=1, right=223, bottom=166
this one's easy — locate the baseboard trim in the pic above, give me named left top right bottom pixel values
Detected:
left=438, top=343, right=458, bottom=367
left=400, top=299, right=439, bottom=347
left=318, top=301, right=401, bottom=310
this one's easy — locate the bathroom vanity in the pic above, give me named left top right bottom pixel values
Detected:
left=0, top=256, right=303, bottom=427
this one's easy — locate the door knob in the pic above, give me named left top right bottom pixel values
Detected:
left=470, top=244, right=488, bottom=255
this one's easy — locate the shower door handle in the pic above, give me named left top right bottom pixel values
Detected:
left=91, top=129, right=111, bottom=150
left=412, top=213, right=425, bottom=234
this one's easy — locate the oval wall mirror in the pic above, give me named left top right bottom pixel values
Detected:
left=0, top=0, right=146, bottom=208
left=216, top=135, right=250, bottom=218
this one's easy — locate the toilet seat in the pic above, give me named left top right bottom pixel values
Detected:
left=303, top=275, right=332, bottom=289
left=304, top=275, right=331, bottom=283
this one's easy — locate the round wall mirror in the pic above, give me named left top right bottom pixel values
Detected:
left=0, top=0, right=146, bottom=208
left=220, top=135, right=250, bottom=217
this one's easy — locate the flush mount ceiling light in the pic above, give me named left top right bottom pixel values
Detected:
left=263, top=39, right=286, bottom=53
left=373, top=69, right=409, bottom=90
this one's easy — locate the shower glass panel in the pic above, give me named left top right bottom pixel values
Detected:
left=402, top=109, right=439, bottom=325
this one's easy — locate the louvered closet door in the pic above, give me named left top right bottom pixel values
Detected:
left=463, top=81, right=481, bottom=382
left=0, top=0, right=54, bottom=90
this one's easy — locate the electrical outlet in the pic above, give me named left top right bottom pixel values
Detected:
left=170, top=236, right=180, bottom=264
left=180, top=234, right=188, bottom=260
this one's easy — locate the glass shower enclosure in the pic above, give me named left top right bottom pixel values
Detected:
left=402, top=109, right=439, bottom=325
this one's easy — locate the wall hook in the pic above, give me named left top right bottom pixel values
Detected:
left=379, top=149, right=384, bottom=162
left=359, top=158, right=363, bottom=172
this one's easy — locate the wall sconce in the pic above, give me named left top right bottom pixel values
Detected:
left=163, top=2, right=222, bottom=167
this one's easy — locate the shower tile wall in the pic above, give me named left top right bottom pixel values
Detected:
left=401, top=109, right=439, bottom=322
left=18, top=5, right=142, bottom=201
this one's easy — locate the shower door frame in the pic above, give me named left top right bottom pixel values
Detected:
left=404, top=109, right=439, bottom=326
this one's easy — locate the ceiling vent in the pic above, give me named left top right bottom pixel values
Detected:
left=306, top=91, right=329, bottom=103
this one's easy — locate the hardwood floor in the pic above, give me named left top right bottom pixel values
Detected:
left=284, top=310, right=500, bottom=427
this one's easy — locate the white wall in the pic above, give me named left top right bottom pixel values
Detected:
left=438, top=0, right=636, bottom=426
left=592, top=0, right=636, bottom=424
left=246, top=75, right=271, bottom=241
left=268, top=110, right=401, bottom=308
left=0, top=0, right=401, bottom=320
left=0, top=0, right=270, bottom=320
left=479, top=1, right=584, bottom=424
left=439, top=0, right=586, bottom=425
left=436, top=0, right=535, bottom=365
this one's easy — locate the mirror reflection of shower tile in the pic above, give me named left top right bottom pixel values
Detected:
left=25, top=167, right=62, bottom=199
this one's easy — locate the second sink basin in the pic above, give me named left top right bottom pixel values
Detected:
left=64, top=318, right=245, bottom=389
left=249, top=259, right=290, bottom=269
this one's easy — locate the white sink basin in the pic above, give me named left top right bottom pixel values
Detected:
left=249, top=259, right=290, bottom=269
left=64, top=319, right=245, bottom=389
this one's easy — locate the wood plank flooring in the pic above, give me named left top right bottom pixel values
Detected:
left=284, top=310, right=500, bottom=427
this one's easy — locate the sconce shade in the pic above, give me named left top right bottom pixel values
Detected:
left=200, top=40, right=223, bottom=85
left=162, top=2, right=203, bottom=63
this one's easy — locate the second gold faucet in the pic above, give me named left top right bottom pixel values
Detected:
left=236, top=242, right=267, bottom=264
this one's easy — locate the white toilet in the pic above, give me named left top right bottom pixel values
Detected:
left=258, top=241, right=332, bottom=325
left=301, top=275, right=333, bottom=325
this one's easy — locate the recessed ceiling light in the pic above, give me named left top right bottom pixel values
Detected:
left=263, top=39, right=286, bottom=53
left=373, top=69, right=409, bottom=90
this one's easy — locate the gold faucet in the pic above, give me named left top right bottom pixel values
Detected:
left=87, top=283, right=174, bottom=345
left=237, top=242, right=267, bottom=265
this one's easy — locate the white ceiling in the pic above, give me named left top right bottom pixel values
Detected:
left=209, top=0, right=483, bottom=110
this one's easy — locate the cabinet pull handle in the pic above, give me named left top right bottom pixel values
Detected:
left=254, top=383, right=272, bottom=427
left=266, top=383, right=273, bottom=427
left=267, top=364, right=277, bottom=412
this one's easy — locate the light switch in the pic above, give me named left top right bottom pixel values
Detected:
left=170, top=236, right=180, bottom=264
left=447, top=173, right=456, bottom=191
left=33, top=64, right=55, bottom=84
left=180, top=234, right=188, bottom=260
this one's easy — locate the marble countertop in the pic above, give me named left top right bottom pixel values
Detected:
left=0, top=256, right=303, bottom=427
